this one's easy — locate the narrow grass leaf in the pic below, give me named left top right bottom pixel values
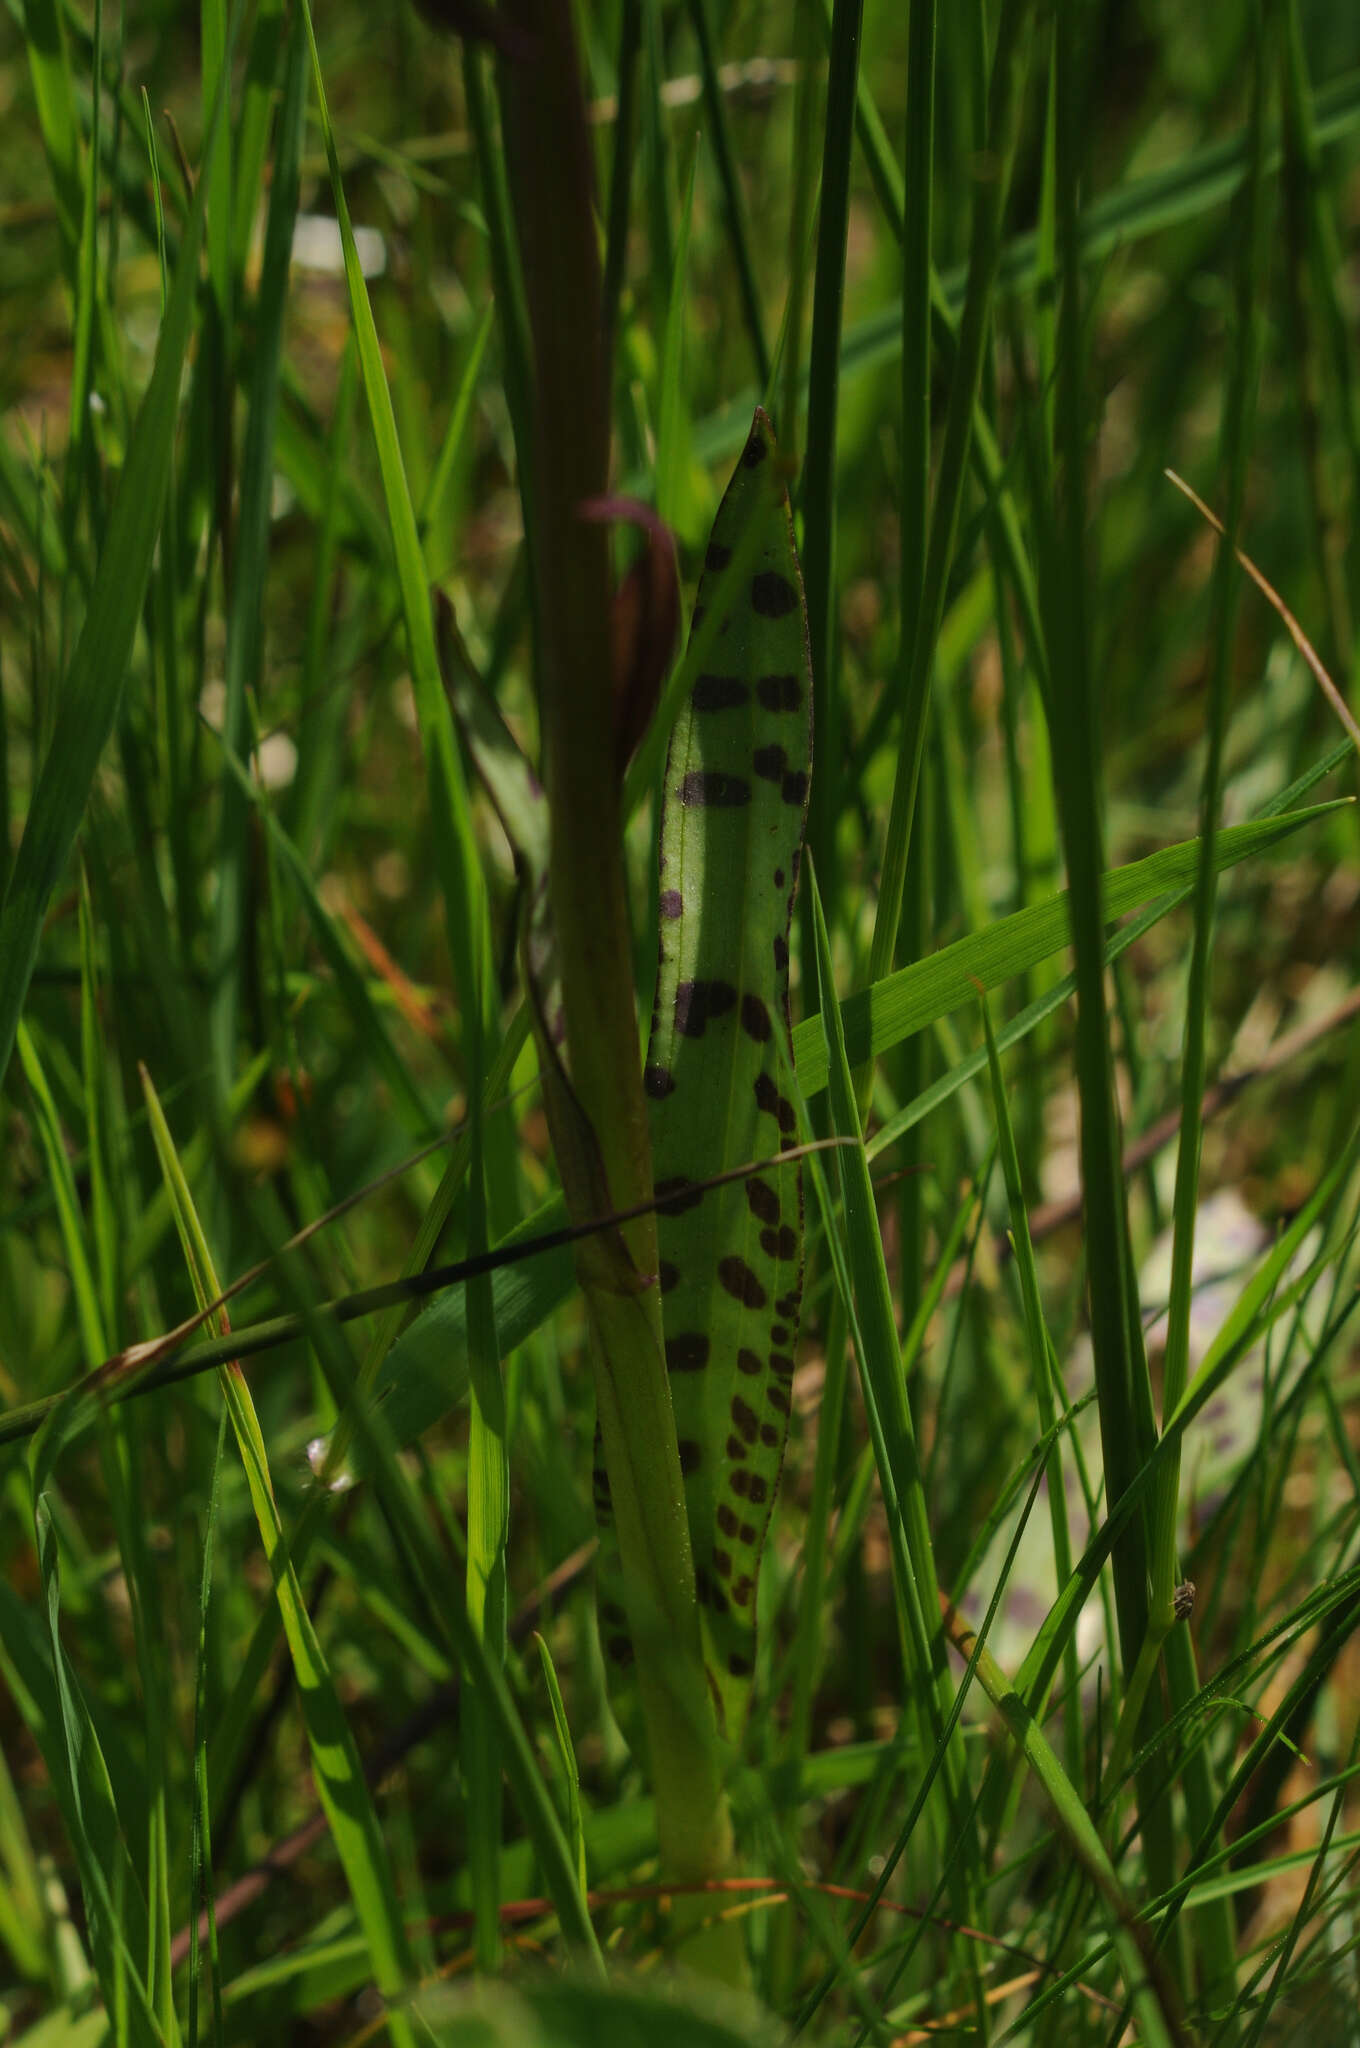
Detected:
left=792, top=802, right=1343, bottom=1096
left=804, top=856, right=988, bottom=1996
left=535, top=1632, right=588, bottom=1895
left=299, top=0, right=492, bottom=1050
left=139, top=1068, right=420, bottom=2047
left=0, top=49, right=219, bottom=1092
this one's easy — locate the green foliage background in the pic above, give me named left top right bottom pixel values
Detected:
left=1, top=1, right=1359, bottom=2041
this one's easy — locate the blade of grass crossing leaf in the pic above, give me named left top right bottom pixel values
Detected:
left=803, top=857, right=989, bottom=2012
left=139, top=1067, right=420, bottom=2045
left=792, top=801, right=1344, bottom=1098
left=210, top=4, right=306, bottom=1105
left=0, top=27, right=225, bottom=1093
left=300, top=0, right=494, bottom=1059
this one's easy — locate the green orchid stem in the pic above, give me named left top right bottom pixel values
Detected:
left=497, top=0, right=739, bottom=1976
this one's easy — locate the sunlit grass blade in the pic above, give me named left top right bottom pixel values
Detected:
left=139, top=1064, right=420, bottom=2047
left=791, top=800, right=1344, bottom=1096
left=802, top=854, right=987, bottom=2014
left=535, top=1631, right=588, bottom=1896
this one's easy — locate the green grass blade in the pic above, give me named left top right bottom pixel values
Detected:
left=682, top=0, right=770, bottom=390
left=801, top=0, right=866, bottom=895
left=0, top=49, right=220, bottom=1093
left=803, top=855, right=987, bottom=2011
left=791, top=801, right=1343, bottom=1096
left=209, top=3, right=306, bottom=1100
left=139, top=1066, right=420, bottom=2047
left=867, top=0, right=1031, bottom=991
left=299, top=0, right=493, bottom=1053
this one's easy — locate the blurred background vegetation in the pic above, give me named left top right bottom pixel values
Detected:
left=2, top=1, right=1360, bottom=2041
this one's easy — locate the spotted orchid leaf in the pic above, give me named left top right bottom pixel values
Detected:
left=643, top=408, right=813, bottom=1742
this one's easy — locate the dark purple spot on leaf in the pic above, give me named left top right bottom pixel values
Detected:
left=739, top=1523, right=757, bottom=1546
left=753, top=743, right=786, bottom=782
left=770, top=1352, right=795, bottom=1380
left=678, top=1437, right=702, bottom=1474
left=741, top=993, right=772, bottom=1041
left=692, top=672, right=748, bottom=713
left=659, top=888, right=684, bottom=919
left=746, top=1176, right=780, bottom=1224
left=728, top=1649, right=753, bottom=1676
left=675, top=978, right=738, bottom=1039
left=760, top=1423, right=778, bottom=1447
left=714, top=1548, right=732, bottom=1579
left=773, top=933, right=789, bottom=973
left=679, top=770, right=750, bottom=807
left=666, top=1332, right=710, bottom=1373
left=658, top=1260, right=680, bottom=1294
left=782, top=770, right=809, bottom=806
left=773, top=867, right=785, bottom=888
left=756, top=671, right=803, bottom=713
left=705, top=540, right=733, bottom=571
left=719, top=1256, right=767, bottom=1309
left=656, top=1175, right=705, bottom=1215
left=751, top=570, right=799, bottom=618
left=644, top=1063, right=676, bottom=1099
left=731, top=1395, right=759, bottom=1444
left=737, top=1347, right=763, bottom=1376
left=727, top=1435, right=747, bottom=1462
left=742, top=432, right=768, bottom=469
left=717, top=1504, right=738, bottom=1537
left=768, top=1385, right=791, bottom=1415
